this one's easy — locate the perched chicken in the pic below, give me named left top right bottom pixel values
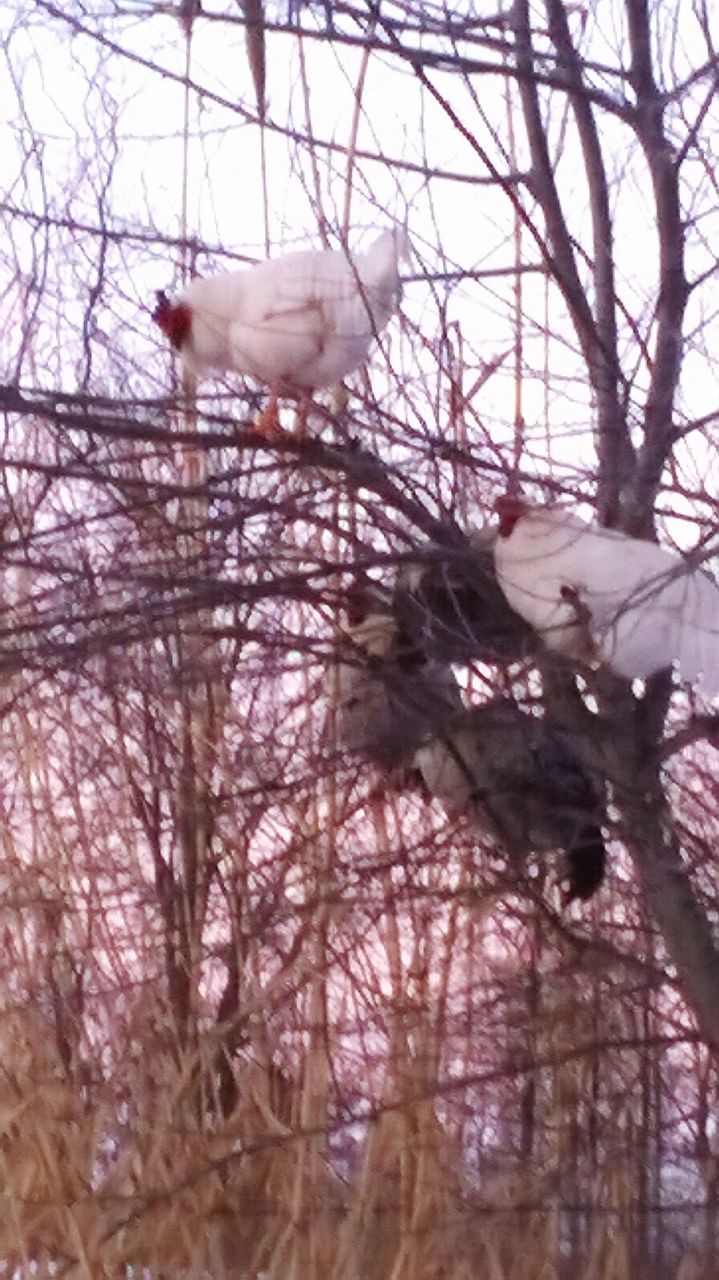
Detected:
left=153, top=228, right=408, bottom=434
left=414, top=700, right=607, bottom=901
left=336, top=600, right=463, bottom=771
left=494, top=497, right=719, bottom=695
left=395, top=532, right=539, bottom=666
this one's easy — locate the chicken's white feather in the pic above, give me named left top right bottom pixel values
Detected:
left=171, top=229, right=406, bottom=389
left=495, top=506, right=719, bottom=693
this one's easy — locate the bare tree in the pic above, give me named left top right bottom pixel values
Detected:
left=1, top=0, right=719, bottom=1275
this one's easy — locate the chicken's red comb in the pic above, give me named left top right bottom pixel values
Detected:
left=494, top=494, right=530, bottom=537
left=152, top=292, right=191, bottom=349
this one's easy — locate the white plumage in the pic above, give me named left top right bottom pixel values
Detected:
left=154, top=229, right=407, bottom=391
left=494, top=500, right=719, bottom=694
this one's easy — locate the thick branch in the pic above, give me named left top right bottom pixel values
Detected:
left=512, top=0, right=599, bottom=359
left=513, top=0, right=637, bottom=523
left=545, top=656, right=719, bottom=1052
left=624, top=0, right=689, bottom=536
left=590, top=676, right=719, bottom=1051
left=544, top=0, right=634, bottom=524
left=618, top=764, right=719, bottom=1051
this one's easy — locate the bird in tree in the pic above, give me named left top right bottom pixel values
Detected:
left=395, top=533, right=540, bottom=666
left=493, top=496, right=719, bottom=696
left=335, top=591, right=463, bottom=771
left=413, top=699, right=607, bottom=902
left=153, top=228, right=408, bottom=436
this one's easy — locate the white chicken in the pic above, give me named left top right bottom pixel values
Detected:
left=152, top=228, right=408, bottom=434
left=494, top=496, right=719, bottom=694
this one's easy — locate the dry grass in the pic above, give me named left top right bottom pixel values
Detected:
left=0, top=998, right=701, bottom=1279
